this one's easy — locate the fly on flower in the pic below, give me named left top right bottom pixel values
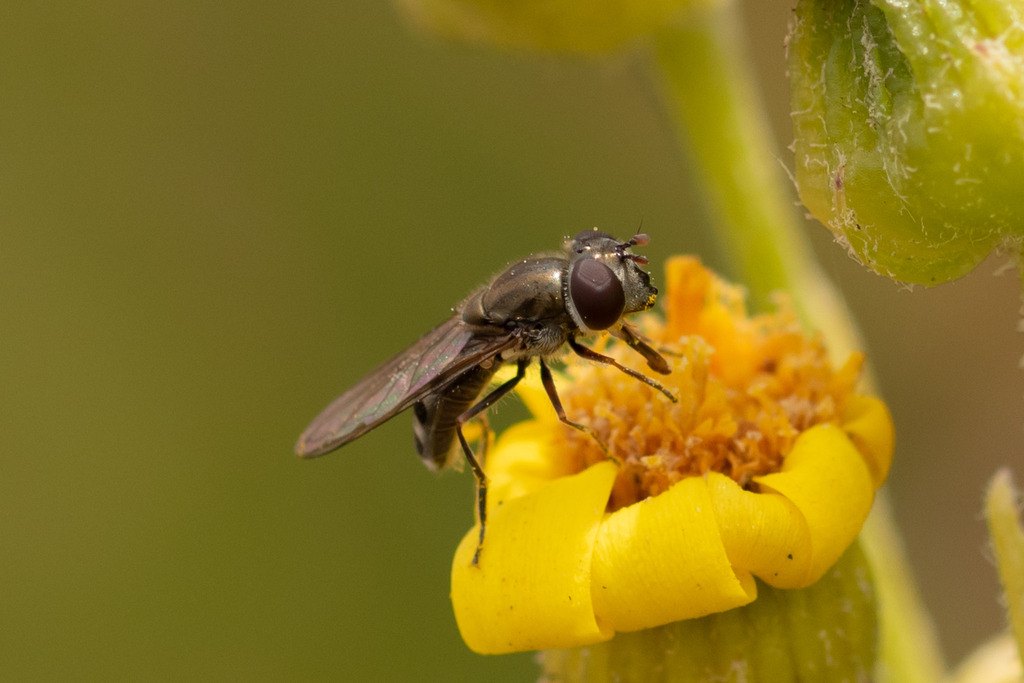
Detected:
left=295, top=230, right=677, bottom=563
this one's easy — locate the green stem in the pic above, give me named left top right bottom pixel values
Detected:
left=862, top=495, right=947, bottom=682
left=650, top=3, right=944, bottom=681
left=651, top=1, right=859, bottom=362
left=647, top=3, right=815, bottom=301
left=651, top=4, right=805, bottom=306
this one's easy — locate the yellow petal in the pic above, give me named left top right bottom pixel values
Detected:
left=590, top=476, right=757, bottom=633
left=706, top=472, right=814, bottom=588
left=754, top=424, right=874, bottom=583
left=841, top=395, right=895, bottom=489
left=450, top=461, right=618, bottom=654
left=484, top=420, right=578, bottom=509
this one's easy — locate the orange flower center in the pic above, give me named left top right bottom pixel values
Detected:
left=556, top=257, right=864, bottom=511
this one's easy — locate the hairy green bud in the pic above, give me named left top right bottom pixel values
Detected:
left=790, top=0, right=1024, bottom=284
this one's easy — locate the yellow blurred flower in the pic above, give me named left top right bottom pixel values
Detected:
left=396, top=0, right=718, bottom=54
left=450, top=256, right=894, bottom=654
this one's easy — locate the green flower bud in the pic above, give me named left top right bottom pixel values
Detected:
left=789, top=0, right=1024, bottom=285
left=395, top=0, right=717, bottom=54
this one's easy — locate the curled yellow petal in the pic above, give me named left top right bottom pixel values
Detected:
left=706, top=472, right=814, bottom=589
left=590, top=476, right=757, bottom=633
left=451, top=461, right=618, bottom=654
left=841, top=396, right=894, bottom=489
left=754, top=424, right=875, bottom=583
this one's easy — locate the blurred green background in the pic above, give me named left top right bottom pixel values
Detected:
left=2, top=2, right=1019, bottom=679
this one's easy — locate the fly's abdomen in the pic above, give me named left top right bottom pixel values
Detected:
left=412, top=363, right=499, bottom=470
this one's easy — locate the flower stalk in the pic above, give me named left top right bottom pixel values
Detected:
left=650, top=2, right=862, bottom=368
left=652, top=4, right=809, bottom=311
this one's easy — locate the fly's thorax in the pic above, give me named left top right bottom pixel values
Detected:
left=460, top=288, right=489, bottom=327
left=500, top=322, right=572, bottom=361
left=463, top=256, right=569, bottom=329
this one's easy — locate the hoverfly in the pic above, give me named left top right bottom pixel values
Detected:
left=296, top=230, right=676, bottom=564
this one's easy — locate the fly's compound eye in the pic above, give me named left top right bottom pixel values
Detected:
left=570, top=258, right=625, bottom=330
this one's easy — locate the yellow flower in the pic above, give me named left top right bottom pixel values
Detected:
left=450, top=256, right=894, bottom=654
left=396, top=0, right=717, bottom=54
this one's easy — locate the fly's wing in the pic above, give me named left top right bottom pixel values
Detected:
left=295, top=316, right=516, bottom=457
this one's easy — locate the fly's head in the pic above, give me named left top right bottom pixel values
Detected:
left=563, top=229, right=658, bottom=334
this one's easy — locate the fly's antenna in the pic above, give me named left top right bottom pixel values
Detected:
left=619, top=232, right=650, bottom=265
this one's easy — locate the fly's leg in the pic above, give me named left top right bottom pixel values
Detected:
left=567, top=337, right=677, bottom=403
left=538, top=358, right=611, bottom=460
left=610, top=324, right=674, bottom=374
left=456, top=359, right=528, bottom=566
left=474, top=413, right=491, bottom=463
